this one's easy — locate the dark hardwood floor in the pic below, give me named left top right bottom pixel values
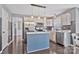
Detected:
left=2, top=41, right=79, bottom=54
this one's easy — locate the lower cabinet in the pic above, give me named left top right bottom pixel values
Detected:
left=49, top=31, right=56, bottom=43
left=56, top=31, right=71, bottom=47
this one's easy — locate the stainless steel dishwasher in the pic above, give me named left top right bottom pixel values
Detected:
left=56, top=32, right=64, bottom=45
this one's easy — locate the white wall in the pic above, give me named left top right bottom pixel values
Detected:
left=12, top=17, right=23, bottom=37
left=12, top=17, right=23, bottom=53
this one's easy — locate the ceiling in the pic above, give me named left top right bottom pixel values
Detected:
left=4, top=4, right=79, bottom=16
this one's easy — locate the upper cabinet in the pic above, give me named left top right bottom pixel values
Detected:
left=54, top=16, right=62, bottom=30
left=35, top=18, right=44, bottom=23
left=24, top=17, right=35, bottom=22
left=24, top=16, right=53, bottom=27
left=61, top=13, right=71, bottom=25
left=76, top=8, right=79, bottom=23
left=46, top=19, right=53, bottom=26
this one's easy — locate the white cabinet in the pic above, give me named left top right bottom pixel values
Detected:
left=46, top=19, right=53, bottom=26
left=61, top=13, right=71, bottom=25
left=76, top=22, right=79, bottom=33
left=56, top=31, right=71, bottom=47
left=35, top=18, right=44, bottom=23
left=49, top=31, right=56, bottom=43
left=54, top=16, right=62, bottom=29
left=75, top=8, right=79, bottom=33
left=61, top=15, right=66, bottom=25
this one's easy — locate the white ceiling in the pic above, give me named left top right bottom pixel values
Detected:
left=5, top=4, right=79, bottom=16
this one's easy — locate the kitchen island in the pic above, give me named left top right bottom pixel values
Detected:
left=26, top=32, right=50, bottom=53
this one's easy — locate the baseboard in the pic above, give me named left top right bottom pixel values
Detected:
left=27, top=47, right=49, bottom=53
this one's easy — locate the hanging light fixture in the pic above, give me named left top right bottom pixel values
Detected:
left=30, top=4, right=46, bottom=8
left=30, top=4, right=46, bottom=19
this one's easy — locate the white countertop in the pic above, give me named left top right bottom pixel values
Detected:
left=27, top=31, right=49, bottom=34
left=56, top=30, right=71, bottom=32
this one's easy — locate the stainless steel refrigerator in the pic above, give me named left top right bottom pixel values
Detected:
left=0, top=18, right=2, bottom=51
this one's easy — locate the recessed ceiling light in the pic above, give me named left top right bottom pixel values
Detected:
left=31, top=16, right=34, bottom=18
left=44, top=17, right=46, bottom=19
left=38, top=17, right=40, bottom=19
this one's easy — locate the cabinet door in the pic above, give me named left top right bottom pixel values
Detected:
left=61, top=15, right=67, bottom=25
left=56, top=32, right=61, bottom=44
left=76, top=22, right=79, bottom=33
left=54, top=17, right=62, bottom=29
left=60, top=32, right=64, bottom=45
left=46, top=19, right=53, bottom=26
left=71, top=21, right=75, bottom=33
left=61, top=13, right=71, bottom=25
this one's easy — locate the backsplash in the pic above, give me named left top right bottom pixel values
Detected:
left=62, top=25, right=71, bottom=30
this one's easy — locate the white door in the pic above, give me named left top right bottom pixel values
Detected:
left=2, top=8, right=9, bottom=50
